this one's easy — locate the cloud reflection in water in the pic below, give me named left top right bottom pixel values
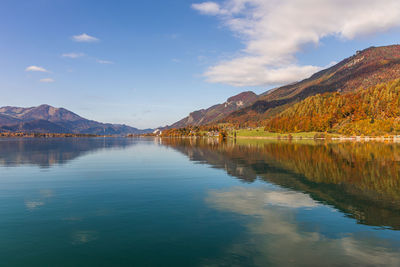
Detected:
left=205, top=186, right=400, bottom=266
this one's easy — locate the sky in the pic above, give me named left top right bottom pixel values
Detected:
left=1, top=0, right=400, bottom=129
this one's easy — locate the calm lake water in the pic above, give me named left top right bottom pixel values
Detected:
left=1, top=137, right=400, bottom=266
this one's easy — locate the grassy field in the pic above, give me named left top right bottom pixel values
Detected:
left=228, top=128, right=341, bottom=139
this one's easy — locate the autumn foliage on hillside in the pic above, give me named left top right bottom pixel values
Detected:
left=223, top=45, right=400, bottom=126
left=264, top=79, right=400, bottom=135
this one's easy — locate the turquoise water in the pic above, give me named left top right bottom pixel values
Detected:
left=1, top=138, right=400, bottom=266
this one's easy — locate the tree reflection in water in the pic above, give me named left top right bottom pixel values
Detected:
left=162, top=138, right=400, bottom=229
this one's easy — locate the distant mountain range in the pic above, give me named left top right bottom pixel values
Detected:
left=0, top=105, right=151, bottom=135
left=168, top=44, right=400, bottom=128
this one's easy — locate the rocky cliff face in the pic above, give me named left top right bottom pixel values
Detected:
left=168, top=91, right=258, bottom=128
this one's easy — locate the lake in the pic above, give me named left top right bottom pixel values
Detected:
left=1, top=137, right=400, bottom=266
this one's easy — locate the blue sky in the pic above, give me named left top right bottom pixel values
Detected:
left=1, top=0, right=400, bottom=128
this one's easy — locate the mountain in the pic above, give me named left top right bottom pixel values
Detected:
left=0, top=104, right=150, bottom=135
left=0, top=105, right=82, bottom=122
left=223, top=45, right=400, bottom=125
left=168, top=91, right=258, bottom=128
left=0, top=113, right=20, bottom=125
left=168, top=45, right=400, bottom=129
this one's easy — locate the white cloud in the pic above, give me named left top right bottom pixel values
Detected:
left=72, top=33, right=99, bottom=42
left=40, top=78, right=55, bottom=83
left=61, top=52, right=85, bottom=58
left=192, top=0, right=400, bottom=87
left=206, top=60, right=322, bottom=87
left=96, top=59, right=114, bottom=64
left=191, top=2, right=226, bottom=15
left=25, top=65, right=48, bottom=72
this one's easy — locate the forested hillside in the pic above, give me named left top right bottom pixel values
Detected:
left=264, top=79, right=400, bottom=135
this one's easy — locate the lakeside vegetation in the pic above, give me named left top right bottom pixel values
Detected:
left=157, top=126, right=400, bottom=140
left=0, top=132, right=102, bottom=138
left=157, top=126, right=394, bottom=140
left=228, top=128, right=341, bottom=139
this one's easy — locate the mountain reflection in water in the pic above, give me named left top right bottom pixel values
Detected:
left=162, top=138, right=400, bottom=230
left=0, top=137, right=137, bottom=168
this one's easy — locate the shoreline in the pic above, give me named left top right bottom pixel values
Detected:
left=2, top=133, right=400, bottom=142
left=234, top=135, right=400, bottom=142
left=152, top=135, right=400, bottom=142
left=0, top=133, right=110, bottom=138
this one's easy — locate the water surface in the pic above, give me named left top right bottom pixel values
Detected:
left=1, top=137, right=400, bottom=266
